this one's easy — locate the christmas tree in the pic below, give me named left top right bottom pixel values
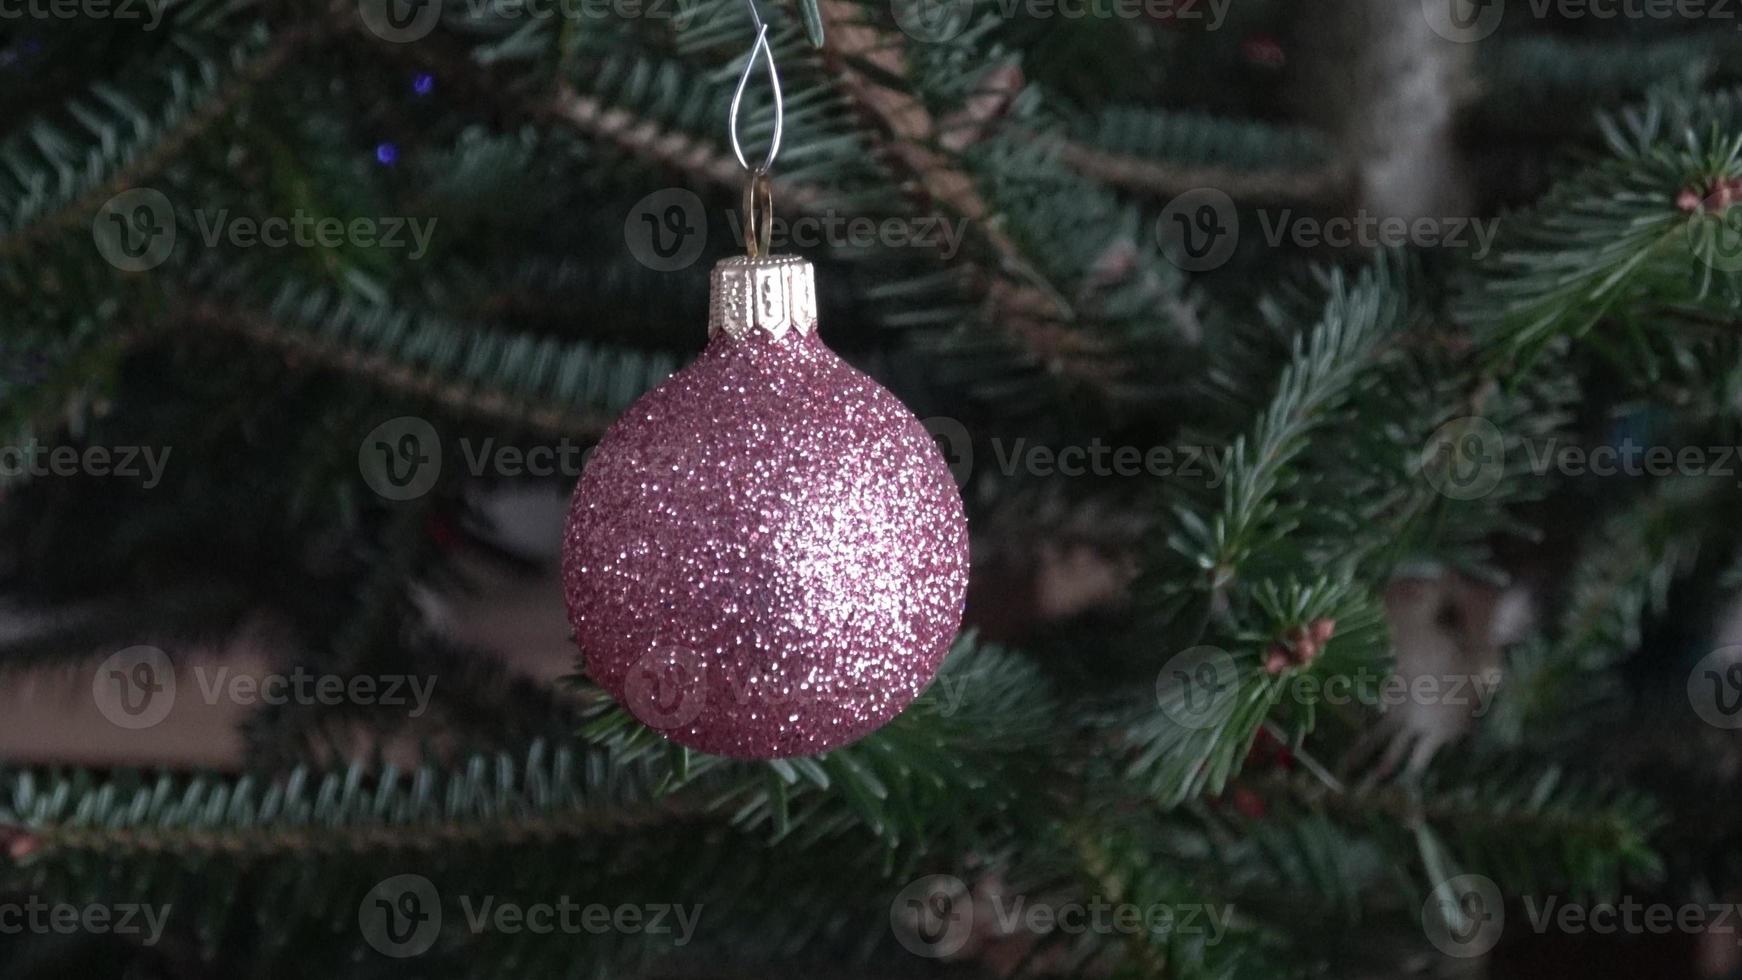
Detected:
left=2, top=0, right=1739, bottom=976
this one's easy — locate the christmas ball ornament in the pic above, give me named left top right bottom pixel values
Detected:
left=563, top=255, right=969, bottom=758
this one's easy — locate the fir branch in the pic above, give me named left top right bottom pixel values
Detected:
left=0, top=742, right=689, bottom=862
left=1054, top=106, right=1349, bottom=204
left=811, top=0, right=1148, bottom=385
left=1486, top=479, right=1719, bottom=746
left=174, top=292, right=668, bottom=438
left=0, top=22, right=314, bottom=260
left=1127, top=265, right=1408, bottom=807
left=1472, top=34, right=1722, bottom=138
left=3, top=636, right=1051, bottom=861
left=1258, top=757, right=1664, bottom=897
left=1467, top=106, right=1742, bottom=368
left=1174, top=266, right=1406, bottom=590
left=574, top=634, right=1056, bottom=852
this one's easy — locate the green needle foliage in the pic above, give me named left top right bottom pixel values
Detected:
left=0, top=4, right=1736, bottom=979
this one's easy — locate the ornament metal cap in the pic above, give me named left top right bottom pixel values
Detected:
left=709, top=254, right=817, bottom=341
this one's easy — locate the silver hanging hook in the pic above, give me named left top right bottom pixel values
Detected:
left=728, top=0, right=784, bottom=175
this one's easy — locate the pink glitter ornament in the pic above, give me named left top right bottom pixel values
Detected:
left=563, top=255, right=969, bottom=758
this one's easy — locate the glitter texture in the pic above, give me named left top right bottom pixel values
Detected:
left=563, top=261, right=969, bottom=759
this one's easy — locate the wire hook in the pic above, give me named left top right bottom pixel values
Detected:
left=729, top=0, right=784, bottom=175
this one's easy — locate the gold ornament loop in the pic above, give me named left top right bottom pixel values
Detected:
left=742, top=169, right=774, bottom=258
